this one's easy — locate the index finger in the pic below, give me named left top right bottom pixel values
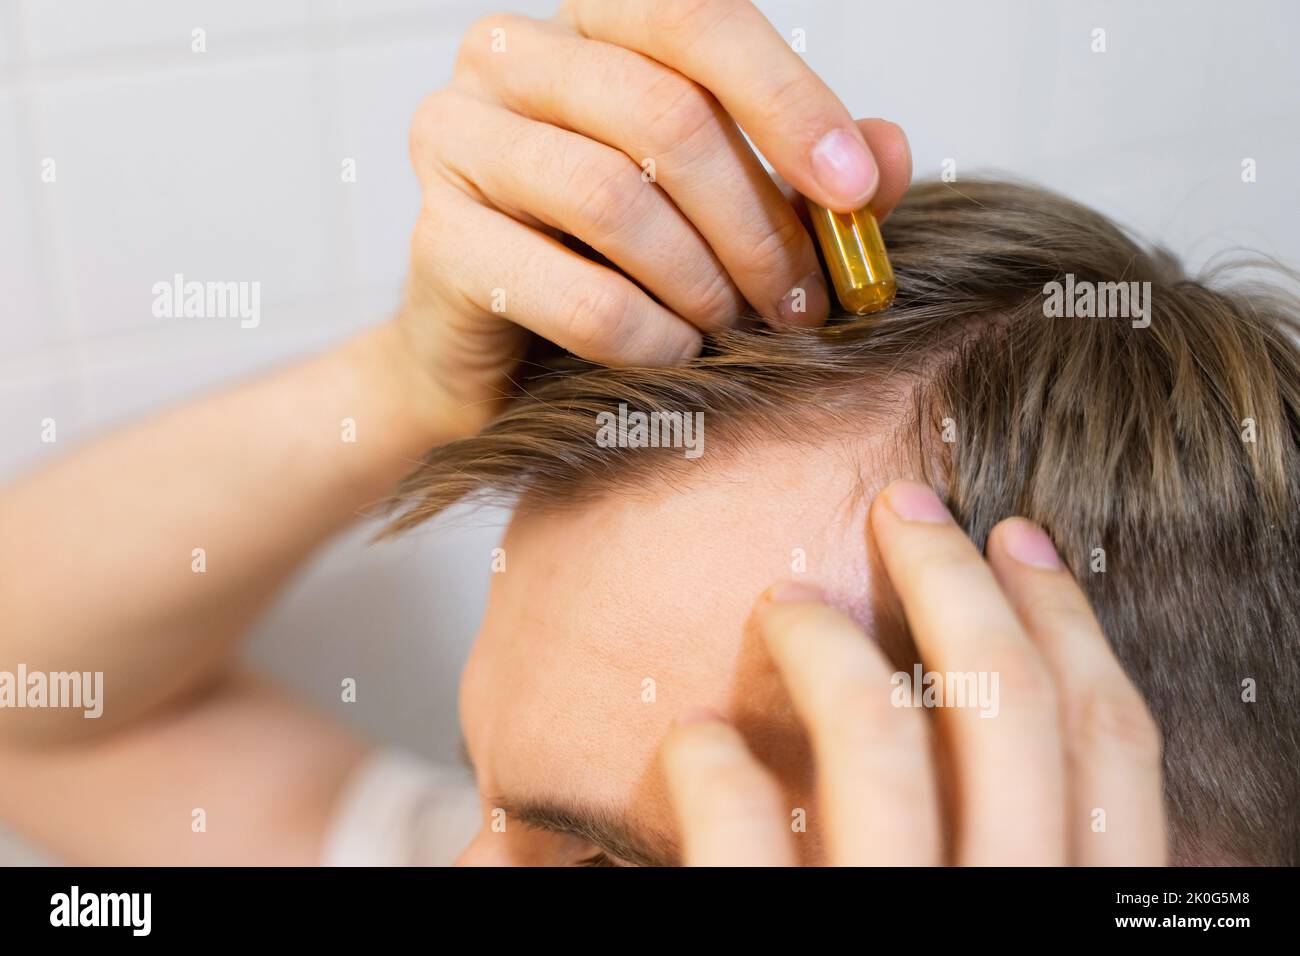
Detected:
left=559, top=0, right=882, bottom=212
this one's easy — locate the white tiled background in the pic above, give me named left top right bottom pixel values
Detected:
left=1, top=0, right=1297, bottom=864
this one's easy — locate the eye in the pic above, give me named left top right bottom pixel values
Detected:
left=576, top=849, right=637, bottom=867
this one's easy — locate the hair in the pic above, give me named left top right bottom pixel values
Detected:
left=386, top=179, right=1300, bottom=866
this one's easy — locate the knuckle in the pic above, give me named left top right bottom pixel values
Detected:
left=682, top=267, right=740, bottom=328
left=456, top=12, right=522, bottom=69
left=760, top=70, right=826, bottom=123
left=408, top=89, right=454, bottom=165
left=753, top=73, right=836, bottom=147
left=823, top=680, right=925, bottom=750
left=1019, top=588, right=1090, bottom=630
left=659, top=0, right=745, bottom=40
left=986, top=646, right=1057, bottom=713
left=571, top=158, right=648, bottom=243
left=1006, top=569, right=1097, bottom=633
left=909, top=538, right=981, bottom=579
left=408, top=210, right=443, bottom=262
left=637, top=73, right=721, bottom=160
left=1070, top=687, right=1163, bottom=762
left=561, top=279, right=634, bottom=356
left=744, top=216, right=809, bottom=279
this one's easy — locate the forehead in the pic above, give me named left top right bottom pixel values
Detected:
left=460, top=439, right=889, bottom=848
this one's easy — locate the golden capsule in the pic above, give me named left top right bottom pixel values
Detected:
left=808, top=201, right=896, bottom=315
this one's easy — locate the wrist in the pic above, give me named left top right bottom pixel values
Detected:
left=344, top=320, right=457, bottom=449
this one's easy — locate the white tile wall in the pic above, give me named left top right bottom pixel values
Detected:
left=0, top=89, right=55, bottom=358
left=335, top=32, right=458, bottom=292
left=0, top=1, right=15, bottom=73
left=826, top=0, right=1300, bottom=272
left=0, top=374, right=90, bottom=479
left=31, top=57, right=335, bottom=340
left=246, top=502, right=509, bottom=762
left=21, top=0, right=313, bottom=62
left=1, top=0, right=1297, bottom=865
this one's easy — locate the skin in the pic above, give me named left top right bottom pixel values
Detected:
left=454, top=454, right=1167, bottom=867
left=0, top=0, right=1163, bottom=866
left=457, top=438, right=877, bottom=866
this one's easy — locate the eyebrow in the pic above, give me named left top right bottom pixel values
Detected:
left=459, top=734, right=679, bottom=867
left=501, top=798, right=681, bottom=868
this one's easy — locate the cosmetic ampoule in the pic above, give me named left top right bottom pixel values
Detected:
left=807, top=202, right=896, bottom=315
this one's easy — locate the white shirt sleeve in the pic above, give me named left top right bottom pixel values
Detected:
left=319, top=749, right=480, bottom=867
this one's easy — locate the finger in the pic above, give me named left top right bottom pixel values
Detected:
left=867, top=480, right=1068, bottom=865
left=436, top=94, right=746, bottom=330
left=986, top=518, right=1167, bottom=866
left=412, top=187, right=702, bottom=366
left=561, top=0, right=883, bottom=213
left=770, top=120, right=910, bottom=231
left=661, top=710, right=797, bottom=866
left=460, top=15, right=828, bottom=325
left=855, top=119, right=912, bottom=221
left=756, top=583, right=941, bottom=866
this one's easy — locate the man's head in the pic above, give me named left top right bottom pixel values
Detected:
left=387, top=180, right=1300, bottom=866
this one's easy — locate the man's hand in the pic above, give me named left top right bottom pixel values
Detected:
left=399, top=0, right=911, bottom=430
left=661, top=480, right=1167, bottom=865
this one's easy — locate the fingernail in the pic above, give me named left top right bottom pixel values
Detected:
left=675, top=706, right=725, bottom=726
left=778, top=271, right=830, bottom=324
left=765, top=580, right=825, bottom=603
left=1001, top=518, right=1064, bottom=570
left=810, top=128, right=878, bottom=207
left=882, top=481, right=952, bottom=524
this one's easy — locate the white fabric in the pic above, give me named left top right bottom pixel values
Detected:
left=320, top=749, right=480, bottom=866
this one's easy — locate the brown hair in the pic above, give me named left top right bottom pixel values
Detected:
left=387, top=179, right=1300, bottom=865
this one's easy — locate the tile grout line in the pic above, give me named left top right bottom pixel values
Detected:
left=0, top=3, right=493, bottom=93
left=0, top=279, right=406, bottom=389
left=310, top=0, right=361, bottom=304
left=9, top=0, right=97, bottom=422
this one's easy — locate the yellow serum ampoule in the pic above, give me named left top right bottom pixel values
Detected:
left=807, top=201, right=896, bottom=315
